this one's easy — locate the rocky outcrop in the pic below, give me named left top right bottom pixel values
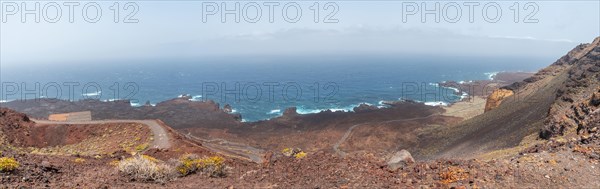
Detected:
left=282, top=107, right=298, bottom=117
left=591, top=91, right=600, bottom=106
left=0, top=108, right=33, bottom=146
left=540, top=37, right=600, bottom=139
left=386, top=149, right=415, bottom=171
left=223, top=104, right=233, bottom=113
left=484, top=89, right=514, bottom=112
left=353, top=103, right=378, bottom=112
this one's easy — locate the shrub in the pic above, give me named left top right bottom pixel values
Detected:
left=294, top=151, right=307, bottom=159
left=198, top=156, right=226, bottom=177
left=141, top=155, right=159, bottom=163
left=109, top=160, right=120, bottom=167
left=176, top=153, right=199, bottom=176
left=0, top=157, right=19, bottom=172
left=73, top=158, right=86, bottom=164
left=282, top=148, right=307, bottom=159
left=135, top=143, right=149, bottom=152
left=176, top=154, right=226, bottom=177
left=117, top=155, right=176, bottom=183
left=282, top=148, right=294, bottom=157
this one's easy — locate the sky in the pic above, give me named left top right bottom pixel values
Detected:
left=0, top=1, right=599, bottom=66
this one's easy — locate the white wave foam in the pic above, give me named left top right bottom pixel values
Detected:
left=460, top=92, right=469, bottom=100
left=189, top=95, right=203, bottom=101
left=267, top=109, right=281, bottom=115
left=296, top=108, right=323, bottom=114
left=130, top=102, right=142, bottom=107
left=424, top=101, right=448, bottom=106
left=484, top=72, right=499, bottom=80
left=446, top=87, right=460, bottom=93
left=296, top=104, right=358, bottom=115
left=82, top=91, right=101, bottom=97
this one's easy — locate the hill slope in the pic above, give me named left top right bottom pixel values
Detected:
left=420, top=37, right=600, bottom=159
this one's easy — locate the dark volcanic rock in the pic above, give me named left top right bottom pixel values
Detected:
left=591, top=90, right=600, bottom=106
left=282, top=107, right=298, bottom=117
left=223, top=104, right=233, bottom=113
left=2, top=98, right=241, bottom=129
left=353, top=103, right=378, bottom=112
left=144, top=100, right=152, bottom=107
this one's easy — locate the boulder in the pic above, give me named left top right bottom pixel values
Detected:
left=590, top=91, right=600, bottom=106
left=223, top=104, right=233, bottom=113
left=143, top=100, right=152, bottom=107
left=283, top=107, right=298, bottom=117
left=387, top=149, right=415, bottom=171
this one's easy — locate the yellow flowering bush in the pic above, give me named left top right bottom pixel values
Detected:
left=282, top=148, right=294, bottom=157
left=282, top=148, right=307, bottom=159
left=294, top=151, right=307, bottom=159
left=176, top=154, right=226, bottom=177
left=0, top=157, right=19, bottom=172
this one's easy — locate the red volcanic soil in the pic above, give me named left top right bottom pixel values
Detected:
left=2, top=106, right=600, bottom=188
left=183, top=101, right=463, bottom=158
left=0, top=108, right=152, bottom=155
left=28, top=123, right=149, bottom=147
left=2, top=96, right=463, bottom=158
left=4, top=37, right=600, bottom=188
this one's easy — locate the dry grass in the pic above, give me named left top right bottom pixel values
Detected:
left=73, top=158, right=86, bottom=164
left=117, top=155, right=177, bottom=183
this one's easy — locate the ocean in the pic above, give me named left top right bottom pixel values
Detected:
left=1, top=54, right=554, bottom=122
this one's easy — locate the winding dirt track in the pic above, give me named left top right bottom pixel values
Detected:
left=184, top=133, right=265, bottom=164
left=333, top=114, right=441, bottom=156
left=33, top=119, right=172, bottom=149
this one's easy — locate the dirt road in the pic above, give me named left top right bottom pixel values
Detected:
left=184, top=133, right=265, bottom=164
left=33, top=119, right=172, bottom=149
left=333, top=114, right=441, bottom=156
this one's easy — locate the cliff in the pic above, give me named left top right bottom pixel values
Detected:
left=484, top=89, right=514, bottom=112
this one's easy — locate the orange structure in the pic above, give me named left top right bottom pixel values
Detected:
left=48, top=111, right=92, bottom=122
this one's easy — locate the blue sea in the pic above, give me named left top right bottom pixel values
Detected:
left=1, top=54, right=553, bottom=122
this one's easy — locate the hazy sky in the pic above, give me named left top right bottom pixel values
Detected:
left=1, top=1, right=599, bottom=66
